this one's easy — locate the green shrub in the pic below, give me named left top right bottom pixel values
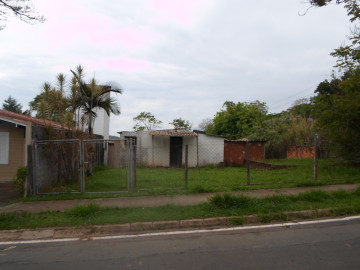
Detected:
left=13, top=166, right=27, bottom=195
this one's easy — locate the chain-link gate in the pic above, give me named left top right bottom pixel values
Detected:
left=81, top=139, right=130, bottom=193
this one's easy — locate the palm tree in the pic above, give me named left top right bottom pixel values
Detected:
left=70, top=70, right=122, bottom=134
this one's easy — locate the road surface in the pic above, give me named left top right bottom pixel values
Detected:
left=1, top=218, right=359, bottom=269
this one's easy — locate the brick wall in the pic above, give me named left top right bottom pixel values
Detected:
left=224, top=141, right=265, bottom=166
left=287, top=146, right=315, bottom=159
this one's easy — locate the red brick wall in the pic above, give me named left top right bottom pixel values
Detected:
left=224, top=141, right=265, bottom=166
left=287, top=146, right=315, bottom=159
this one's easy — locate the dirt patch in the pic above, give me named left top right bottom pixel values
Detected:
left=249, top=160, right=296, bottom=170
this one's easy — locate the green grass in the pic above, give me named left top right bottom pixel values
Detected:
left=2, top=188, right=360, bottom=230
left=16, top=158, right=360, bottom=202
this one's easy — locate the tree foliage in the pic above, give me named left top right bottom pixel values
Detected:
left=2, top=95, right=23, bottom=114
left=206, top=100, right=267, bottom=139
left=0, top=0, right=45, bottom=30
left=198, top=118, right=213, bottom=131
left=71, top=68, right=122, bottom=134
left=133, top=112, right=162, bottom=131
left=312, top=68, right=360, bottom=161
left=170, top=118, right=192, bottom=131
left=30, top=65, right=122, bottom=134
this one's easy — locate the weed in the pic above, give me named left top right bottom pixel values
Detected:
left=65, top=203, right=102, bottom=218
left=209, top=194, right=253, bottom=209
left=13, top=166, right=27, bottom=195
left=331, top=190, right=351, bottom=199
left=296, top=190, right=331, bottom=202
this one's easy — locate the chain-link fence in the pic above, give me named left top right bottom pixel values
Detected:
left=134, top=138, right=225, bottom=191
left=30, top=138, right=135, bottom=195
left=28, top=134, right=354, bottom=195
left=32, top=139, right=82, bottom=194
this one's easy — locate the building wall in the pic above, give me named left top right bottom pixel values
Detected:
left=75, top=98, right=110, bottom=139
left=197, top=133, right=224, bottom=166
left=92, top=108, right=109, bottom=139
left=224, top=141, right=265, bottom=166
left=120, top=131, right=225, bottom=167
left=0, top=122, right=26, bottom=180
left=107, top=140, right=127, bottom=168
left=287, top=146, right=315, bottom=159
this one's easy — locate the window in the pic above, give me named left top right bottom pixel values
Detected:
left=0, top=132, right=10, bottom=164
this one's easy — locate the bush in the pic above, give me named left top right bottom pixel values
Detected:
left=209, top=193, right=253, bottom=209
left=13, top=166, right=27, bottom=195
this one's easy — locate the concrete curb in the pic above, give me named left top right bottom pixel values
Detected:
left=0, top=208, right=337, bottom=243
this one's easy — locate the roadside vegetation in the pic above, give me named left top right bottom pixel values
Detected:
left=1, top=188, right=360, bottom=231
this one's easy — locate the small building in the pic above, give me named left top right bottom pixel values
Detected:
left=0, top=110, right=67, bottom=181
left=224, top=139, right=266, bottom=166
left=118, top=129, right=225, bottom=167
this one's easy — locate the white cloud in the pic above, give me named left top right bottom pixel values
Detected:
left=0, top=0, right=352, bottom=135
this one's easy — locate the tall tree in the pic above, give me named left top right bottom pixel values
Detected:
left=30, top=65, right=122, bottom=134
left=70, top=70, right=122, bottom=134
left=2, top=95, right=22, bottom=113
left=206, top=100, right=267, bottom=139
left=0, top=0, right=45, bottom=30
left=312, top=69, right=360, bottom=162
left=133, top=112, right=162, bottom=131
left=29, top=75, right=69, bottom=124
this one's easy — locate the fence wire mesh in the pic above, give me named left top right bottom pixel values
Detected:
left=32, top=139, right=131, bottom=194
left=30, top=136, right=355, bottom=195
left=34, top=139, right=81, bottom=194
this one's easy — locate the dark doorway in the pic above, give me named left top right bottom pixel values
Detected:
left=170, top=137, right=182, bottom=167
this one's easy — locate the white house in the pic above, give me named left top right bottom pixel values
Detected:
left=118, top=129, right=225, bottom=167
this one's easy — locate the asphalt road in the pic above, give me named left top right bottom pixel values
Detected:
left=1, top=219, right=359, bottom=270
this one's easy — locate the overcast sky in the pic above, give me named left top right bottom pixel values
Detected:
left=0, top=0, right=351, bottom=135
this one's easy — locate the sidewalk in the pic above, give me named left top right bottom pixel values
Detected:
left=1, top=183, right=359, bottom=214
left=0, top=183, right=359, bottom=243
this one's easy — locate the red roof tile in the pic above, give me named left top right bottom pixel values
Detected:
left=0, top=109, right=66, bottom=129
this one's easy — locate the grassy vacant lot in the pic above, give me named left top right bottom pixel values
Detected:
left=18, top=158, right=360, bottom=201
left=1, top=189, right=360, bottom=230
left=84, top=158, right=359, bottom=194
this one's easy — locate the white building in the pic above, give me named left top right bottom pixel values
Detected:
left=118, top=129, right=225, bottom=167
left=74, top=92, right=110, bottom=140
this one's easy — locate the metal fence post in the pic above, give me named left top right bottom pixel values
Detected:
left=246, top=141, right=251, bottom=185
left=80, top=140, right=85, bottom=193
left=185, top=144, right=188, bottom=188
left=33, top=141, right=38, bottom=195
left=127, top=138, right=137, bottom=191
left=314, top=133, right=319, bottom=181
